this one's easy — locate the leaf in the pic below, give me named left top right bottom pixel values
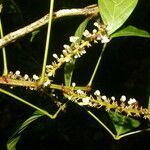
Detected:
left=64, top=18, right=89, bottom=86
left=109, top=112, right=140, bottom=135
left=110, top=25, right=150, bottom=38
left=30, top=30, right=40, bottom=42
left=7, top=111, right=44, bottom=150
left=98, top=0, right=138, bottom=35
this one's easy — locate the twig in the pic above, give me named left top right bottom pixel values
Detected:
left=0, top=76, right=90, bottom=92
left=0, top=4, right=98, bottom=48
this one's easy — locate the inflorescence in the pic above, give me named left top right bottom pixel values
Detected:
left=45, top=21, right=110, bottom=78
left=2, top=21, right=149, bottom=120
left=64, top=84, right=150, bottom=120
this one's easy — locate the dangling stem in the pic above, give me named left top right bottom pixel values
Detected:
left=87, top=110, right=116, bottom=139
left=0, top=88, right=54, bottom=119
left=38, top=0, right=55, bottom=85
left=88, top=43, right=107, bottom=86
left=0, top=18, right=8, bottom=76
left=115, top=128, right=150, bottom=140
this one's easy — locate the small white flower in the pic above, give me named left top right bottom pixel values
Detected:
left=69, top=36, right=79, bottom=43
left=94, top=90, right=100, bottom=96
left=65, top=57, right=71, bottom=62
left=128, top=98, right=137, bottom=105
left=77, top=89, right=84, bottom=94
left=62, top=49, right=68, bottom=56
left=83, top=30, right=91, bottom=37
left=48, top=72, right=53, bottom=77
left=120, top=95, right=126, bottom=102
left=82, top=97, right=90, bottom=105
left=24, top=74, right=29, bottom=80
left=15, top=70, right=20, bottom=76
left=60, top=54, right=64, bottom=58
left=72, top=82, right=76, bottom=87
left=43, top=80, right=51, bottom=87
left=46, top=65, right=53, bottom=68
left=94, top=22, right=99, bottom=28
left=63, top=44, right=70, bottom=49
left=96, top=35, right=102, bottom=40
left=53, top=53, right=58, bottom=59
left=101, top=35, right=110, bottom=43
left=92, top=29, right=97, bottom=34
left=111, top=96, right=115, bottom=101
left=33, top=74, right=39, bottom=80
left=80, top=50, right=86, bottom=55
left=101, top=95, right=107, bottom=101
left=74, top=55, right=78, bottom=59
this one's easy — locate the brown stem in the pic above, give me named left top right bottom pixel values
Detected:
left=0, top=4, right=98, bottom=48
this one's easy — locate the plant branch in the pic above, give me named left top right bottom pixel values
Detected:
left=88, top=43, right=107, bottom=86
left=0, top=76, right=90, bottom=91
left=0, top=88, right=54, bottom=119
left=0, top=4, right=98, bottom=49
left=38, top=0, right=54, bottom=85
left=86, top=110, right=116, bottom=139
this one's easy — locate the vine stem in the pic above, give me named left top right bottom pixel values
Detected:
left=86, top=110, right=116, bottom=139
left=88, top=43, right=107, bottom=86
left=0, top=18, right=8, bottom=76
left=0, top=4, right=98, bottom=49
left=38, top=0, right=55, bottom=85
left=115, top=128, right=150, bottom=140
left=0, top=88, right=55, bottom=119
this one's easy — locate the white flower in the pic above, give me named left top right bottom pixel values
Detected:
left=60, top=54, right=64, bottom=58
left=128, top=98, right=136, bottom=105
left=120, top=95, right=126, bottom=102
left=24, top=74, right=29, bottom=80
left=96, top=35, right=101, bottom=40
left=111, top=96, right=115, bottom=101
left=48, top=72, right=53, bottom=77
left=72, top=82, right=76, bottom=87
left=83, top=30, right=91, bottom=38
left=62, top=49, right=68, bottom=56
left=94, top=90, right=100, bottom=96
left=53, top=53, right=58, bottom=59
left=101, top=95, right=107, bottom=101
left=33, top=74, right=39, bottom=80
left=92, top=29, right=97, bottom=34
left=43, top=80, right=51, bottom=87
left=82, top=97, right=90, bottom=105
left=15, top=70, right=20, bottom=76
left=69, top=36, right=79, bottom=43
left=63, top=44, right=70, bottom=49
left=94, top=22, right=99, bottom=28
left=65, top=57, right=71, bottom=62
left=77, top=89, right=84, bottom=94
left=101, top=35, right=110, bottom=43
left=46, top=65, right=53, bottom=68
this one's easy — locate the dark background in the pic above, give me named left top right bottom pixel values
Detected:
left=0, top=0, right=150, bottom=149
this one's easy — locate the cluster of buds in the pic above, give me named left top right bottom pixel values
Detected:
left=46, top=21, right=110, bottom=77
left=65, top=87, right=150, bottom=120
left=7, top=70, right=39, bottom=82
left=7, top=70, right=51, bottom=88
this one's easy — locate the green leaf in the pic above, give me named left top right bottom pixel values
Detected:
left=7, top=111, right=44, bottom=150
left=109, top=112, right=140, bottom=135
left=64, top=18, right=89, bottom=86
left=110, top=25, right=150, bottom=38
left=30, top=30, right=40, bottom=42
left=98, top=0, right=138, bottom=35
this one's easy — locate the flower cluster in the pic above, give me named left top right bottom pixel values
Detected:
left=65, top=88, right=150, bottom=120
left=7, top=70, right=39, bottom=82
left=6, top=70, right=51, bottom=88
left=45, top=21, right=110, bottom=77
